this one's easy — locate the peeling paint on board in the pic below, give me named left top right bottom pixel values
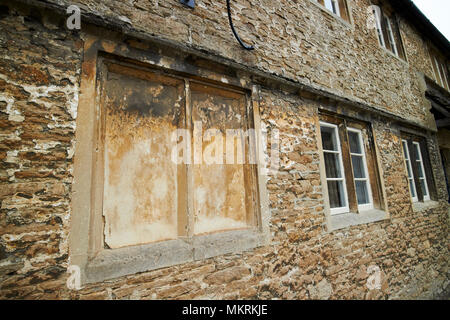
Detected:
left=102, top=68, right=184, bottom=248
left=191, top=83, right=251, bottom=235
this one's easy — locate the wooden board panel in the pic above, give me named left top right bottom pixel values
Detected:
left=101, top=65, right=184, bottom=248
left=190, top=82, right=251, bottom=235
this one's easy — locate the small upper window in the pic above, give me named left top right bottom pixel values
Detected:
left=373, top=6, right=406, bottom=60
left=324, top=0, right=340, bottom=15
left=430, top=51, right=449, bottom=91
left=314, top=0, right=350, bottom=22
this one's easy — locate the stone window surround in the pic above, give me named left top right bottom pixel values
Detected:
left=316, top=114, right=390, bottom=232
left=70, top=34, right=270, bottom=285
left=400, top=133, right=437, bottom=205
left=412, top=199, right=440, bottom=213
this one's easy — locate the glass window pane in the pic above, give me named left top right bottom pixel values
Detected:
left=413, top=143, right=421, bottom=161
left=420, top=179, right=428, bottom=197
left=327, top=180, right=346, bottom=208
left=331, top=0, right=339, bottom=15
left=324, top=0, right=334, bottom=12
left=409, top=179, right=416, bottom=198
left=405, top=160, right=412, bottom=178
left=402, top=141, right=409, bottom=160
left=348, top=131, right=362, bottom=154
left=321, top=126, right=338, bottom=151
left=417, top=161, right=424, bottom=178
left=351, top=155, right=366, bottom=179
left=324, top=152, right=342, bottom=178
left=376, top=28, right=384, bottom=46
left=355, top=180, right=370, bottom=205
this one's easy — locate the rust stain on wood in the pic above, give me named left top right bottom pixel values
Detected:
left=102, top=65, right=184, bottom=248
left=190, top=83, right=251, bottom=235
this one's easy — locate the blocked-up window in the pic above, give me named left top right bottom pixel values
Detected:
left=99, top=63, right=260, bottom=249
left=190, top=83, right=258, bottom=235
left=401, top=137, right=435, bottom=203
left=71, top=41, right=270, bottom=284
left=319, top=115, right=383, bottom=215
left=102, top=65, right=185, bottom=248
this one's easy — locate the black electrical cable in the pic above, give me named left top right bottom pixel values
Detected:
left=226, top=0, right=255, bottom=50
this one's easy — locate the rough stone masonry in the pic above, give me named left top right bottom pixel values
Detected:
left=0, top=0, right=449, bottom=299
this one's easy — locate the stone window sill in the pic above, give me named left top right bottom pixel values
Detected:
left=328, top=209, right=389, bottom=232
left=379, top=45, right=409, bottom=66
left=84, top=228, right=267, bottom=284
left=412, top=200, right=440, bottom=213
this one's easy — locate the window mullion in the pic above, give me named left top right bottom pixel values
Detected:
left=184, top=79, right=194, bottom=238
left=339, top=123, right=358, bottom=213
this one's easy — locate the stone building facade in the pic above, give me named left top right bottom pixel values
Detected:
left=0, top=0, right=449, bottom=299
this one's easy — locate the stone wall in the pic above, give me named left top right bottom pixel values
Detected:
left=22, top=0, right=442, bottom=127
left=0, top=0, right=449, bottom=299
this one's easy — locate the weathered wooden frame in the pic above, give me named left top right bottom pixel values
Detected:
left=318, top=112, right=385, bottom=215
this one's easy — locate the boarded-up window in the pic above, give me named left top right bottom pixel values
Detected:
left=191, top=83, right=256, bottom=235
left=101, top=65, right=185, bottom=248
left=97, top=62, right=258, bottom=249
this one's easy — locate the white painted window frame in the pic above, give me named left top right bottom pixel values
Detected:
left=384, top=15, right=398, bottom=56
left=412, top=142, right=430, bottom=201
left=348, top=128, right=373, bottom=211
left=434, top=56, right=444, bottom=87
left=434, top=56, right=450, bottom=91
left=373, top=7, right=386, bottom=48
left=402, top=140, right=418, bottom=202
left=317, top=0, right=341, bottom=17
left=441, top=61, right=450, bottom=90
left=320, top=121, right=349, bottom=215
